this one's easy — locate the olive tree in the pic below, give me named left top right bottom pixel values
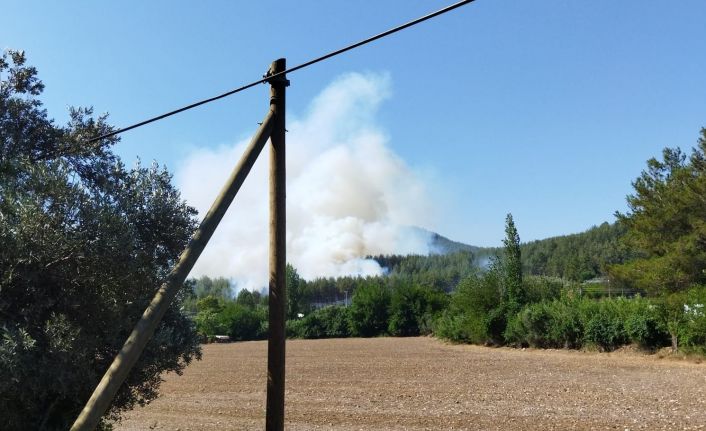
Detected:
left=0, top=50, right=201, bottom=430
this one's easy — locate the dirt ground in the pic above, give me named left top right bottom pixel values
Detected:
left=114, top=337, right=706, bottom=430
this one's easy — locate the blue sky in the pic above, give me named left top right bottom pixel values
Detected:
left=4, top=0, right=706, bottom=248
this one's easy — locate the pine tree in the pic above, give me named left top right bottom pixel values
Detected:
left=611, top=128, right=706, bottom=294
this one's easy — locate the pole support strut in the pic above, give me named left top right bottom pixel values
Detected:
left=70, top=109, right=275, bottom=431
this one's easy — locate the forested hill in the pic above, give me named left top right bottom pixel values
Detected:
left=490, top=222, right=631, bottom=282
left=410, top=224, right=631, bottom=282
left=419, top=223, right=632, bottom=282
left=426, top=230, right=479, bottom=254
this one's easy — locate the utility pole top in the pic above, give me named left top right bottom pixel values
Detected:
left=265, top=58, right=290, bottom=87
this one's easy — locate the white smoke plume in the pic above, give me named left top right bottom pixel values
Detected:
left=177, top=72, right=436, bottom=291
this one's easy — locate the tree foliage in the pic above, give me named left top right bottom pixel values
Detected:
left=519, top=222, right=630, bottom=282
left=373, top=250, right=476, bottom=292
left=349, top=279, right=391, bottom=337
left=286, top=263, right=304, bottom=320
left=611, top=129, right=706, bottom=294
left=0, top=51, right=201, bottom=430
left=388, top=281, right=448, bottom=336
left=502, top=213, right=525, bottom=310
left=287, top=305, right=351, bottom=339
left=193, top=276, right=232, bottom=300
left=434, top=271, right=502, bottom=344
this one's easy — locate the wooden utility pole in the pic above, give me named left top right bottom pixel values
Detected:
left=266, top=58, right=288, bottom=431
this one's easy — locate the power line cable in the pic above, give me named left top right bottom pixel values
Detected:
left=89, top=0, right=476, bottom=143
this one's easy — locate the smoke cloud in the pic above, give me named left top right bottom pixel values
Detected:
left=177, top=72, right=436, bottom=290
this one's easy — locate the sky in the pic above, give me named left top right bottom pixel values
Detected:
left=4, top=1, right=706, bottom=269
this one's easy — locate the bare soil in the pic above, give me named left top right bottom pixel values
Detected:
left=115, top=337, right=706, bottom=430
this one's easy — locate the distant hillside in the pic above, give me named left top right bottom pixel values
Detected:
left=425, top=230, right=479, bottom=254
left=418, top=222, right=631, bottom=282
left=472, top=222, right=630, bottom=282
left=518, top=222, right=631, bottom=281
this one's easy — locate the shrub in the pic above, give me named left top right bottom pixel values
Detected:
left=484, top=304, right=509, bottom=345
left=286, top=312, right=323, bottom=339
left=434, top=310, right=488, bottom=344
left=623, top=297, right=669, bottom=350
left=194, top=310, right=228, bottom=338
left=317, top=306, right=352, bottom=338
left=387, top=284, right=419, bottom=337
left=349, top=279, right=391, bottom=337
left=434, top=273, right=501, bottom=344
left=523, top=276, right=564, bottom=303
left=545, top=298, right=584, bottom=349
left=504, top=298, right=584, bottom=349
left=583, top=301, right=628, bottom=351
left=675, top=286, right=706, bottom=353
left=219, top=304, right=267, bottom=341
left=658, top=291, right=688, bottom=350
left=388, top=284, right=448, bottom=337
left=287, top=306, right=352, bottom=339
left=505, top=303, right=552, bottom=348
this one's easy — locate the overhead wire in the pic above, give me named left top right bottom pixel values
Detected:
left=88, top=0, right=476, bottom=143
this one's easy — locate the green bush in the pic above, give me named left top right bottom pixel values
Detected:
left=505, top=298, right=584, bottom=349
left=317, top=305, right=352, bottom=338
left=287, top=306, right=351, bottom=339
left=286, top=313, right=323, bottom=339
left=547, top=298, right=584, bottom=349
left=676, top=286, right=706, bottom=353
left=505, top=303, right=552, bottom=348
left=219, top=304, right=267, bottom=341
left=583, top=301, right=628, bottom=351
left=433, top=273, right=501, bottom=344
left=434, top=309, right=488, bottom=344
left=194, top=309, right=228, bottom=338
left=349, top=279, right=391, bottom=337
left=387, top=284, right=419, bottom=337
left=194, top=295, right=268, bottom=341
left=388, top=284, right=448, bottom=337
left=484, top=304, right=509, bottom=345
left=523, top=276, right=564, bottom=303
left=194, top=296, right=228, bottom=337
left=506, top=296, right=673, bottom=352
left=623, top=297, right=669, bottom=350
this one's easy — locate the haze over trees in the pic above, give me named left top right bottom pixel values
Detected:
left=0, top=51, right=201, bottom=430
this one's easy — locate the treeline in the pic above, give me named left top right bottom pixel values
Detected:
left=188, top=251, right=476, bottom=340
left=288, top=278, right=448, bottom=339
left=189, top=227, right=706, bottom=354
left=371, top=250, right=476, bottom=291
left=436, top=215, right=706, bottom=352
left=186, top=257, right=461, bottom=341
left=520, top=221, right=632, bottom=281
left=476, top=222, right=631, bottom=282
left=438, top=269, right=706, bottom=352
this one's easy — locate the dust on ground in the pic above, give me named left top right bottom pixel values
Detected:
left=115, top=337, right=706, bottom=430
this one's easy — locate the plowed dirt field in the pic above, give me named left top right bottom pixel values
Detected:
left=115, top=337, right=706, bottom=430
